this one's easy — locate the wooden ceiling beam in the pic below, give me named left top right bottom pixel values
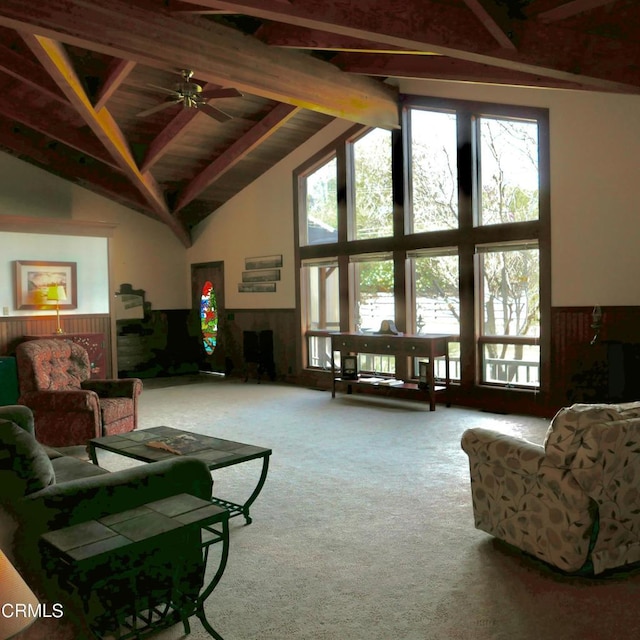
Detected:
left=461, top=0, right=517, bottom=50
left=335, top=53, right=590, bottom=91
left=0, top=0, right=400, bottom=130
left=93, top=59, right=136, bottom=111
left=0, top=120, right=149, bottom=214
left=0, top=43, right=69, bottom=103
left=140, top=108, right=199, bottom=174
left=255, top=23, right=412, bottom=52
left=20, top=34, right=192, bottom=247
left=140, top=81, right=233, bottom=173
left=174, top=103, right=299, bottom=212
left=0, top=98, right=120, bottom=168
left=200, top=0, right=640, bottom=93
left=536, top=0, right=619, bottom=23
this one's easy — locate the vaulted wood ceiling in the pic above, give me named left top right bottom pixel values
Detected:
left=0, top=0, right=635, bottom=246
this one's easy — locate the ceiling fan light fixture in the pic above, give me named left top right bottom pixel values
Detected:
left=138, top=69, right=239, bottom=122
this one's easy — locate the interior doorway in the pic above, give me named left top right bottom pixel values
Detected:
left=191, top=261, right=226, bottom=374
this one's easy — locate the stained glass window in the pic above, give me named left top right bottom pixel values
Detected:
left=200, top=281, right=217, bottom=355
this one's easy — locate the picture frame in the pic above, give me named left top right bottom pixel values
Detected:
left=241, top=269, right=281, bottom=283
left=418, top=360, right=430, bottom=390
left=244, top=254, right=283, bottom=270
left=238, top=282, right=277, bottom=293
left=14, top=260, right=78, bottom=310
left=341, top=355, right=358, bottom=380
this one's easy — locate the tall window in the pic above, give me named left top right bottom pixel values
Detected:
left=410, top=110, right=458, bottom=232
left=410, top=248, right=460, bottom=380
left=295, top=97, right=549, bottom=398
left=477, top=242, right=540, bottom=387
left=302, top=259, right=340, bottom=369
left=352, top=128, right=393, bottom=240
left=302, top=157, right=337, bottom=246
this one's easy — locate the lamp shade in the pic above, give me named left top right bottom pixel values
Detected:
left=46, top=285, right=67, bottom=303
left=0, top=550, right=39, bottom=639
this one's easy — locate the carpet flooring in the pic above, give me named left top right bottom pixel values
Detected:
left=17, top=376, right=640, bottom=639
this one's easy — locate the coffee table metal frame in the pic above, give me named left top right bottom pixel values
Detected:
left=40, top=493, right=230, bottom=640
left=89, top=426, right=271, bottom=525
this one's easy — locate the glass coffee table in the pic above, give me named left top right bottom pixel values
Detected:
left=89, top=426, right=271, bottom=525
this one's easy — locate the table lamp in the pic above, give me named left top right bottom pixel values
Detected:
left=46, top=285, right=67, bottom=334
left=0, top=550, right=39, bottom=640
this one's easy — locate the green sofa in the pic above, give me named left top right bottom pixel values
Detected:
left=0, top=404, right=214, bottom=634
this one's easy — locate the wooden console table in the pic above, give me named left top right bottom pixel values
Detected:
left=330, top=332, right=453, bottom=411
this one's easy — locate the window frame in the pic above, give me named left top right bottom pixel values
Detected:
left=294, top=97, right=550, bottom=402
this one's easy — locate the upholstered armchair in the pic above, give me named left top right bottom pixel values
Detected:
left=16, top=338, right=142, bottom=447
left=461, top=402, right=640, bottom=575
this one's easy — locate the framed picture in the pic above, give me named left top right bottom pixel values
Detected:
left=245, top=254, right=283, bottom=270
left=14, top=260, right=78, bottom=310
left=241, top=269, right=281, bottom=283
left=418, top=360, right=430, bottom=390
left=238, top=282, right=277, bottom=293
left=341, top=355, right=358, bottom=380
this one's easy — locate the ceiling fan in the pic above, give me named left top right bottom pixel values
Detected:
left=137, top=70, right=242, bottom=122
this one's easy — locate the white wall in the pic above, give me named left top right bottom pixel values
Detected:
left=0, top=232, right=109, bottom=317
left=0, top=153, right=189, bottom=312
left=188, top=119, right=353, bottom=309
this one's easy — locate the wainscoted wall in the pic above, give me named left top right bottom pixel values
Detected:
left=223, top=308, right=297, bottom=381
left=551, top=306, right=640, bottom=409
left=1, top=307, right=637, bottom=416
left=0, top=315, right=112, bottom=376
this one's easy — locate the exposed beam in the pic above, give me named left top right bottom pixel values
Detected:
left=255, top=23, right=413, bottom=53
left=0, top=97, right=120, bottom=167
left=0, top=0, right=400, bottom=129
left=198, top=0, right=640, bottom=93
left=139, top=108, right=198, bottom=173
left=536, top=0, right=618, bottom=23
left=174, top=103, right=299, bottom=212
left=94, top=59, right=136, bottom=111
left=0, top=43, right=68, bottom=103
left=140, top=80, right=235, bottom=173
left=0, top=120, right=151, bottom=215
left=335, top=53, right=590, bottom=91
left=461, top=0, right=517, bottom=49
left=21, top=34, right=192, bottom=247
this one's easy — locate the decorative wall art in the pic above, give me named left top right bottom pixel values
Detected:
left=238, top=254, right=283, bottom=293
left=14, top=260, right=78, bottom=310
left=242, top=269, right=281, bottom=283
left=238, top=282, right=277, bottom=293
left=244, top=254, right=283, bottom=270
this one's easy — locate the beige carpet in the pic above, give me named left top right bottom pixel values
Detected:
left=19, top=377, right=640, bottom=639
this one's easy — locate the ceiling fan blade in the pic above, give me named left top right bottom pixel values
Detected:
left=137, top=98, right=182, bottom=117
left=199, top=88, right=243, bottom=100
left=198, top=103, right=233, bottom=123
left=146, top=83, right=182, bottom=97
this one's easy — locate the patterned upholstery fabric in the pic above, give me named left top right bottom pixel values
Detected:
left=461, top=402, right=640, bottom=574
left=16, top=339, right=142, bottom=447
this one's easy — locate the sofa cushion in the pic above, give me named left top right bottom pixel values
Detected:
left=0, top=420, right=55, bottom=499
left=544, top=402, right=640, bottom=468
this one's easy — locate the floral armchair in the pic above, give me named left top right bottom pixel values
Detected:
left=16, top=339, right=142, bottom=447
left=461, top=402, right=640, bottom=574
